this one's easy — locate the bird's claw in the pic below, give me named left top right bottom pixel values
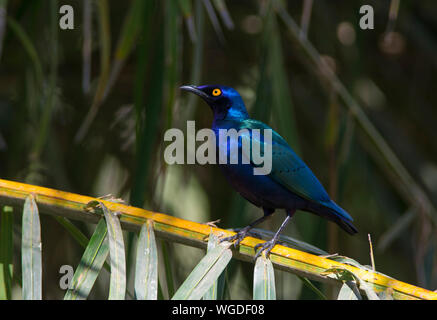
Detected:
left=253, top=240, right=276, bottom=260
left=220, top=230, right=248, bottom=248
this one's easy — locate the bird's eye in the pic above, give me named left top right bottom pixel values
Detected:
left=212, top=88, right=222, bottom=96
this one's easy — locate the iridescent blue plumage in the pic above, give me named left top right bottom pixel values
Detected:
left=181, top=84, right=357, bottom=257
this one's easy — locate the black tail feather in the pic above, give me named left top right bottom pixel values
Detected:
left=307, top=202, right=358, bottom=235
left=337, top=218, right=358, bottom=235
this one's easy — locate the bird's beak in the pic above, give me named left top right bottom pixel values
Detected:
left=180, top=85, right=212, bottom=102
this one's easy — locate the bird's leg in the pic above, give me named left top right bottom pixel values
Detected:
left=220, top=208, right=274, bottom=248
left=254, top=209, right=295, bottom=260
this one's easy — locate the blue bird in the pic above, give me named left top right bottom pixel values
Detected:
left=181, top=84, right=357, bottom=258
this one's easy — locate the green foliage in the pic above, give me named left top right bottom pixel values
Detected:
left=0, top=206, right=13, bottom=300
left=14, top=198, right=395, bottom=300
left=337, top=281, right=361, bottom=300
left=21, top=195, right=42, bottom=300
left=64, top=219, right=109, bottom=300
left=135, top=221, right=158, bottom=300
left=172, top=236, right=232, bottom=300
left=101, top=202, right=126, bottom=300
left=323, top=267, right=380, bottom=300
left=203, top=233, right=226, bottom=300
left=253, top=255, right=276, bottom=300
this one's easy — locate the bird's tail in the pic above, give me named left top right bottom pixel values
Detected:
left=335, top=217, right=358, bottom=235
left=313, top=200, right=358, bottom=235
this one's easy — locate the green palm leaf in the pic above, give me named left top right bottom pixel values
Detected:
left=135, top=221, right=158, bottom=300
left=64, top=219, right=109, bottom=300
left=203, top=233, right=226, bottom=300
left=337, top=281, right=362, bottom=300
left=172, top=236, right=232, bottom=300
left=0, top=206, right=13, bottom=300
left=101, top=202, right=126, bottom=300
left=21, top=195, right=42, bottom=300
left=253, top=255, right=276, bottom=300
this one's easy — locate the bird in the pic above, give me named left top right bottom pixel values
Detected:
left=180, top=84, right=357, bottom=259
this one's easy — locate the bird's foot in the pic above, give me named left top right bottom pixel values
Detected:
left=219, top=228, right=250, bottom=248
left=254, top=239, right=277, bottom=260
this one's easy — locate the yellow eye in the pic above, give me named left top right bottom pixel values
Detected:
left=212, top=88, right=222, bottom=96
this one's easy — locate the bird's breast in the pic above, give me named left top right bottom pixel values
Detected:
left=210, top=122, right=307, bottom=209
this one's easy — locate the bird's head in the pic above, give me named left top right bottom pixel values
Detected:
left=180, top=85, right=249, bottom=120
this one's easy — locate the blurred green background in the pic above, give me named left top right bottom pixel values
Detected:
left=0, top=0, right=436, bottom=299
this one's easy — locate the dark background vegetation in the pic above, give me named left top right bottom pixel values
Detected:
left=0, top=0, right=436, bottom=299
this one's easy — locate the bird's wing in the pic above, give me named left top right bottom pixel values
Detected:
left=239, top=119, right=331, bottom=203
